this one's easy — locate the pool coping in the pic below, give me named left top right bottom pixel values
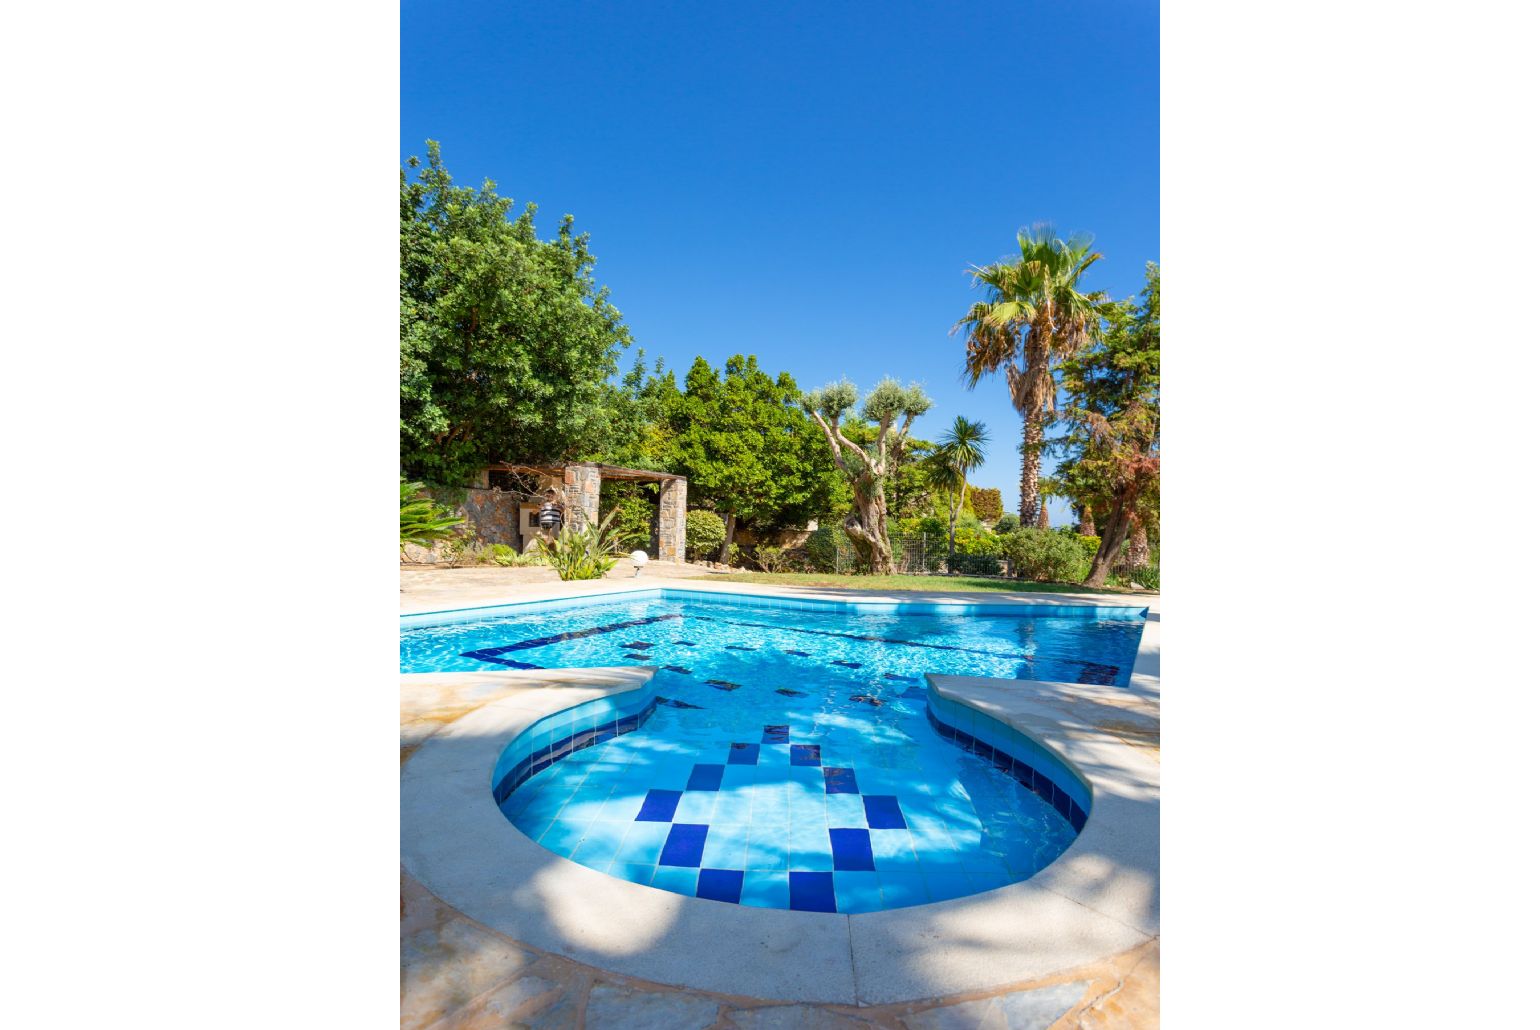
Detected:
left=400, top=584, right=1159, bottom=1005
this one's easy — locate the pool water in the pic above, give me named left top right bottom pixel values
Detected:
left=401, top=593, right=1146, bottom=912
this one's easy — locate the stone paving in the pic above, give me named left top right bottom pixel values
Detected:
left=401, top=573, right=1159, bottom=1028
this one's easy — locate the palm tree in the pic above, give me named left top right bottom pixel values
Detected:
left=953, top=224, right=1108, bottom=525
left=927, top=416, right=990, bottom=566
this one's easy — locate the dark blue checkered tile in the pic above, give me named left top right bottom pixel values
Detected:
left=790, top=744, right=822, bottom=767
left=695, top=868, right=744, bottom=904
left=789, top=871, right=837, bottom=912
left=728, top=743, right=760, bottom=765
left=686, top=764, right=725, bottom=791
left=659, top=824, right=709, bottom=867
left=674, top=640, right=697, bottom=646
left=831, top=660, right=862, bottom=668
left=636, top=789, right=682, bottom=822
left=762, top=725, right=789, bottom=743
left=823, top=767, right=858, bottom=794
left=656, top=697, right=703, bottom=709
left=849, top=694, right=884, bottom=707
left=829, top=828, right=875, bottom=871
left=775, top=688, right=806, bottom=697
left=784, top=649, right=811, bottom=657
left=706, top=679, right=742, bottom=691
left=863, top=795, right=907, bottom=829
left=662, top=665, right=693, bottom=674
left=725, top=644, right=757, bottom=651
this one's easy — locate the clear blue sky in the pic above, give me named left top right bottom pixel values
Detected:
left=402, top=0, right=1158, bottom=524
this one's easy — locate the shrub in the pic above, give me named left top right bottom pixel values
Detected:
left=400, top=478, right=464, bottom=550
left=998, top=528, right=1090, bottom=582
left=537, top=510, right=623, bottom=580
left=804, top=526, right=841, bottom=572
left=749, top=544, right=792, bottom=573
left=486, top=543, right=518, bottom=567
left=968, top=486, right=1004, bottom=523
left=685, top=510, right=727, bottom=562
left=948, top=553, right=1002, bottom=576
left=952, top=525, right=1003, bottom=557
left=994, top=513, right=1021, bottom=534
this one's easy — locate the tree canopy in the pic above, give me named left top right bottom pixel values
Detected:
left=400, top=142, right=633, bottom=484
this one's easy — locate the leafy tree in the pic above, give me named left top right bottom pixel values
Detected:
left=684, top=510, right=727, bottom=562
left=665, top=355, right=844, bottom=559
left=802, top=378, right=933, bottom=574
left=400, top=478, right=464, bottom=550
left=954, top=224, right=1108, bottom=525
left=400, top=142, right=632, bottom=484
left=967, top=486, right=1003, bottom=524
left=926, top=417, right=990, bottom=566
left=994, top=512, right=1021, bottom=534
left=1058, top=263, right=1160, bottom=586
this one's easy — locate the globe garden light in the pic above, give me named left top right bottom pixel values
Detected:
left=630, top=550, right=649, bottom=577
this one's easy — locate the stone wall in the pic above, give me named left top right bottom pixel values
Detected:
left=657, top=478, right=686, bottom=562
left=401, top=487, right=517, bottom=563
left=562, top=464, right=601, bottom=530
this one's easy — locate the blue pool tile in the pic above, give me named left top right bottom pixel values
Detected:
left=864, top=795, right=908, bottom=829
left=635, top=789, right=682, bottom=822
left=877, top=870, right=929, bottom=907
left=788, top=825, right=835, bottom=871
left=705, top=679, right=742, bottom=691
left=710, top=791, right=754, bottom=825
left=825, top=792, right=867, bottom=827
left=790, top=744, right=822, bottom=767
left=650, top=866, right=700, bottom=895
left=784, top=649, right=811, bottom=657
left=964, top=870, right=1012, bottom=893
left=823, top=767, right=859, bottom=794
left=744, top=833, right=791, bottom=871
left=696, top=868, right=744, bottom=904
left=739, top=871, right=790, bottom=908
left=686, top=764, right=726, bottom=791
left=831, top=660, right=862, bottom=668
left=833, top=871, right=884, bottom=913
left=536, top=820, right=586, bottom=857
left=719, top=765, right=757, bottom=791
left=613, top=822, right=671, bottom=865
left=789, top=871, right=838, bottom=912
left=727, top=743, right=760, bottom=765
left=673, top=639, right=697, bottom=646
left=830, top=828, right=876, bottom=871
left=775, top=688, right=807, bottom=697
left=659, top=823, right=710, bottom=867
left=762, top=724, right=789, bottom=743
left=700, top=829, right=749, bottom=870
left=673, top=791, right=717, bottom=823
left=612, top=862, right=656, bottom=886
left=869, top=829, right=920, bottom=871
left=662, top=665, right=693, bottom=675
left=924, top=871, right=974, bottom=903
left=570, top=832, right=623, bottom=868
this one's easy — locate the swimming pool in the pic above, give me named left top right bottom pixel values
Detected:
left=400, top=589, right=1147, bottom=913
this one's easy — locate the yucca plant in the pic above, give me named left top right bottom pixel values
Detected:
left=400, top=478, right=465, bottom=551
left=536, top=509, right=623, bottom=581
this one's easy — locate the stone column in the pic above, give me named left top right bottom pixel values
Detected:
left=562, top=464, right=601, bottom=530
left=657, top=477, right=687, bottom=562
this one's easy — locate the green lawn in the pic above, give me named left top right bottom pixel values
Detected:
left=688, top=571, right=1141, bottom=596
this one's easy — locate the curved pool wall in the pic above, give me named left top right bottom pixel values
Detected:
left=490, top=680, right=658, bottom=805
left=400, top=585, right=1149, bottom=630
left=925, top=685, right=1090, bottom=831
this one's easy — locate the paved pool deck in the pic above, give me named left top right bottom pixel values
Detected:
left=401, top=568, right=1160, bottom=1028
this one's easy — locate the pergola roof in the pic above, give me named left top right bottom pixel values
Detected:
left=486, top=461, right=685, bottom=482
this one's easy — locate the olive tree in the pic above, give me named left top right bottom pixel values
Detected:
left=802, top=378, right=932, bottom=574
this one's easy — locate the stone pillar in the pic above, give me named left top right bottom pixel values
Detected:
left=657, top=477, right=687, bottom=562
left=562, top=464, right=601, bottom=530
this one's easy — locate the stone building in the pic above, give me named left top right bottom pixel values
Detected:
left=467, top=462, right=687, bottom=562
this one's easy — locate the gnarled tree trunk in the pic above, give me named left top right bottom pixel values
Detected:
left=1086, top=484, right=1138, bottom=586
left=1076, top=505, right=1096, bottom=536
left=845, top=476, right=893, bottom=574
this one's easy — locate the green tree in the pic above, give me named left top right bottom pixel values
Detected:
left=802, top=378, right=933, bottom=574
left=400, top=142, right=632, bottom=484
left=666, top=355, right=844, bottom=559
left=967, top=486, right=1004, bottom=524
left=1059, top=263, right=1160, bottom=586
left=926, top=417, right=990, bottom=566
left=954, top=224, right=1109, bottom=526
